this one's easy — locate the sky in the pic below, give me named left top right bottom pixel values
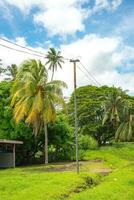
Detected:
left=0, top=0, right=134, bottom=96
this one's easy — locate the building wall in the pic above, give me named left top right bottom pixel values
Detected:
left=0, top=153, right=14, bottom=168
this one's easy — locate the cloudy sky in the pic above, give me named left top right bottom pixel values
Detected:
left=0, top=0, right=134, bottom=95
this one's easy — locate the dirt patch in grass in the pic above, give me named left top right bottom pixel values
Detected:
left=90, top=168, right=112, bottom=176
left=22, top=160, right=112, bottom=175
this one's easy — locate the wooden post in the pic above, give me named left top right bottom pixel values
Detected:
left=70, top=59, right=80, bottom=174
left=44, top=123, right=48, bottom=164
left=13, top=144, right=16, bottom=168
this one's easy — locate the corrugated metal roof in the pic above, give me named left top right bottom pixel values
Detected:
left=0, top=140, right=23, bottom=144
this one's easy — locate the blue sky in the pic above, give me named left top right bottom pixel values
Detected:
left=0, top=0, right=134, bottom=95
left=0, top=0, right=134, bottom=46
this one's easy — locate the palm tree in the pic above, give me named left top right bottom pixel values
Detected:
left=115, top=104, right=134, bottom=142
left=6, top=64, right=18, bottom=80
left=102, top=88, right=124, bottom=128
left=0, top=60, right=7, bottom=76
left=11, top=59, right=67, bottom=164
left=45, top=48, right=64, bottom=81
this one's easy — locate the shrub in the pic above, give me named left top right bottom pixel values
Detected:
left=79, top=135, right=98, bottom=150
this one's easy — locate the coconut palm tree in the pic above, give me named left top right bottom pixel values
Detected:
left=115, top=104, right=134, bottom=142
left=0, top=59, right=7, bottom=76
left=45, top=48, right=64, bottom=81
left=6, top=64, right=18, bottom=80
left=102, top=88, right=124, bottom=128
left=11, top=59, right=67, bottom=164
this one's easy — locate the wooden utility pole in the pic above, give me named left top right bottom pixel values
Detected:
left=13, top=144, right=16, bottom=168
left=70, top=59, right=80, bottom=174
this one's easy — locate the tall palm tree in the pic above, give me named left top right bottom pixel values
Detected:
left=0, top=60, right=8, bottom=76
left=102, top=89, right=124, bottom=128
left=11, top=59, right=67, bottom=164
left=6, top=64, right=18, bottom=80
left=45, top=48, right=64, bottom=81
left=115, top=104, right=134, bottom=141
left=0, top=59, right=3, bottom=75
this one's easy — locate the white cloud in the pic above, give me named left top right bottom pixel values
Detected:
left=55, top=34, right=134, bottom=95
left=115, top=12, right=134, bottom=37
left=2, top=0, right=88, bottom=36
left=2, top=0, right=41, bottom=12
left=61, top=34, right=121, bottom=72
left=1, top=33, right=134, bottom=95
left=2, top=0, right=122, bottom=37
left=0, top=1, right=13, bottom=21
left=94, top=0, right=122, bottom=11
left=15, top=37, right=27, bottom=46
left=33, top=0, right=88, bottom=37
left=34, top=6, right=85, bottom=36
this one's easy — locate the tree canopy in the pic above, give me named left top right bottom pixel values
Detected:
left=1, top=59, right=134, bottom=166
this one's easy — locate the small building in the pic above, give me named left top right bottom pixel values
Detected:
left=0, top=140, right=23, bottom=168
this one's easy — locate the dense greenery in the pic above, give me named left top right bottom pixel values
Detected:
left=68, top=85, right=134, bottom=145
left=11, top=59, right=67, bottom=164
left=0, top=79, right=72, bottom=164
left=1, top=79, right=134, bottom=165
left=1, top=57, right=134, bottom=165
left=0, top=46, right=133, bottom=200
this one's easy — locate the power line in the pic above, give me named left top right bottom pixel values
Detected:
left=64, top=57, right=101, bottom=86
left=0, top=43, right=45, bottom=58
left=0, top=38, right=70, bottom=62
left=0, top=39, right=101, bottom=87
left=0, top=37, right=46, bottom=57
left=77, top=65, right=97, bottom=86
left=79, top=61, right=101, bottom=86
left=77, top=65, right=98, bottom=86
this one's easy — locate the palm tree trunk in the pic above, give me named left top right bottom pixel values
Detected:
left=44, top=123, right=48, bottom=164
left=51, top=67, right=54, bottom=81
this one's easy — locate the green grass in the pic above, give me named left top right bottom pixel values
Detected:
left=0, top=164, right=100, bottom=200
left=0, top=143, right=133, bottom=200
left=68, top=143, right=134, bottom=200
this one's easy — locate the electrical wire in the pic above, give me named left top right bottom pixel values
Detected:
left=64, top=57, right=101, bottom=86
left=79, top=61, right=101, bottom=86
left=77, top=65, right=98, bottom=86
left=0, top=38, right=101, bottom=87
left=0, top=37, right=46, bottom=57
left=0, top=38, right=70, bottom=62
left=0, top=43, right=45, bottom=58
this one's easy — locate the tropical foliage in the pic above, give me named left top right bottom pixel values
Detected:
left=0, top=63, right=18, bottom=80
left=11, top=59, right=67, bottom=163
left=0, top=59, right=134, bottom=166
left=68, top=85, right=134, bottom=145
left=6, top=64, right=18, bottom=80
left=102, top=88, right=124, bottom=127
left=115, top=105, right=134, bottom=141
left=45, top=48, right=64, bottom=80
left=68, top=85, right=116, bottom=145
left=103, top=89, right=134, bottom=142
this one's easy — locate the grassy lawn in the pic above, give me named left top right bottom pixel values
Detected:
left=0, top=169, right=93, bottom=200
left=0, top=162, right=102, bottom=200
left=68, top=143, right=134, bottom=200
left=0, top=143, right=133, bottom=200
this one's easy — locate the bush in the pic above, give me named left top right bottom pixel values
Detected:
left=79, top=135, right=98, bottom=150
left=71, top=135, right=98, bottom=161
